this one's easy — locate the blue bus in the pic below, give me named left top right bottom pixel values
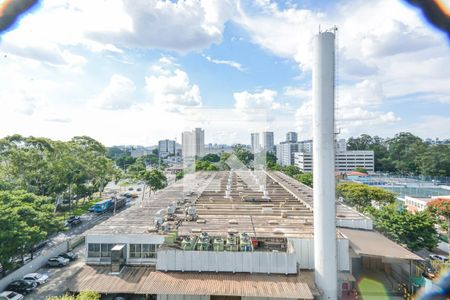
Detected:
left=89, top=199, right=113, bottom=213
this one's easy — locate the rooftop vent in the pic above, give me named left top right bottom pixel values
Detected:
left=268, top=220, right=279, bottom=225
left=192, top=228, right=202, bottom=233
left=228, top=219, right=238, bottom=224
left=227, top=228, right=238, bottom=234
left=197, top=219, right=206, bottom=224
left=273, top=228, right=284, bottom=234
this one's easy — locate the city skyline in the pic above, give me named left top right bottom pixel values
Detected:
left=0, top=0, right=449, bottom=146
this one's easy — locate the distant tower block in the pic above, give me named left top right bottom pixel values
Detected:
left=313, top=29, right=338, bottom=299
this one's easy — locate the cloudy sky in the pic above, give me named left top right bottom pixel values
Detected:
left=0, top=0, right=449, bottom=146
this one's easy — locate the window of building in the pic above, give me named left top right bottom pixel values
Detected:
left=88, top=243, right=115, bottom=258
left=129, top=244, right=158, bottom=259
left=88, top=243, right=100, bottom=257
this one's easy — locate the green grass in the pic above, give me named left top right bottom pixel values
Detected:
left=55, top=198, right=99, bottom=218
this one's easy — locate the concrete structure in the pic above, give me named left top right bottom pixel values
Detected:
left=286, top=132, right=298, bottom=143
left=299, top=139, right=313, bottom=154
left=312, top=30, right=337, bottom=299
left=276, top=142, right=299, bottom=166
left=294, top=150, right=375, bottom=173
left=336, top=139, right=347, bottom=152
left=182, top=128, right=205, bottom=158
left=251, top=133, right=260, bottom=153
left=71, top=170, right=422, bottom=299
left=261, top=131, right=275, bottom=153
left=158, top=139, right=176, bottom=158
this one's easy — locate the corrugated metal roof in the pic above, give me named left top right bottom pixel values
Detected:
left=339, top=228, right=423, bottom=261
left=70, top=265, right=313, bottom=299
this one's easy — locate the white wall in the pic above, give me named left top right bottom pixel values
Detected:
left=288, top=238, right=350, bottom=271
left=156, top=250, right=297, bottom=274
left=0, top=241, right=70, bottom=291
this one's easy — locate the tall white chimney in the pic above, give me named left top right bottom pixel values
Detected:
left=313, top=29, right=338, bottom=299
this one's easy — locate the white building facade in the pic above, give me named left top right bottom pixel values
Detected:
left=182, top=128, right=205, bottom=158
left=276, top=142, right=299, bottom=166
left=295, top=150, right=375, bottom=173
left=158, top=140, right=176, bottom=157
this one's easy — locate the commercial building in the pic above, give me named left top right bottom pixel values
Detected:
left=250, top=133, right=260, bottom=153
left=276, top=142, right=299, bottom=166
left=286, top=132, right=298, bottom=143
left=261, top=131, right=274, bottom=153
left=182, top=128, right=205, bottom=158
left=294, top=150, right=375, bottom=173
left=158, top=140, right=176, bottom=158
left=70, top=170, right=421, bottom=299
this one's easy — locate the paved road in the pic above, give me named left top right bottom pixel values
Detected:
left=24, top=244, right=85, bottom=299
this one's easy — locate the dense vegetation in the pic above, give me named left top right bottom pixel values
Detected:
left=0, top=135, right=119, bottom=274
left=347, top=132, right=450, bottom=176
left=48, top=291, right=100, bottom=300
left=337, top=182, right=438, bottom=251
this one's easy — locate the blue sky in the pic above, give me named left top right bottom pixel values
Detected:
left=0, top=0, right=449, bottom=146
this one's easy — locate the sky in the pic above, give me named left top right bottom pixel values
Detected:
left=0, top=0, right=449, bottom=146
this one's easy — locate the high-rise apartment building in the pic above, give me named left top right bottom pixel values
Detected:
left=261, top=131, right=274, bottom=153
left=276, top=142, right=299, bottom=166
left=250, top=133, right=260, bottom=153
left=158, top=139, right=176, bottom=158
left=286, top=132, right=298, bottom=143
left=182, top=128, right=204, bottom=158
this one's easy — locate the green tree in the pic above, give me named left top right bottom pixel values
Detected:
left=140, top=169, right=167, bottom=194
left=368, top=205, right=438, bottom=251
left=201, top=153, right=220, bottom=163
left=175, top=171, right=184, bottom=181
left=195, top=160, right=218, bottom=171
left=232, top=144, right=254, bottom=167
left=295, top=173, right=313, bottom=187
left=282, top=165, right=302, bottom=177
left=265, top=152, right=278, bottom=170
left=417, top=145, right=450, bottom=177
left=386, top=132, right=426, bottom=175
left=336, top=182, right=395, bottom=210
left=219, top=152, right=231, bottom=170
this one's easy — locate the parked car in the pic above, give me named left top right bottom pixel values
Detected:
left=123, top=192, right=132, bottom=198
left=137, top=188, right=142, bottom=191
left=429, top=254, right=449, bottom=262
left=65, top=216, right=82, bottom=227
left=47, top=256, right=69, bottom=267
left=128, top=187, right=134, bottom=191
left=59, top=251, right=78, bottom=261
left=0, top=291, right=24, bottom=300
left=23, top=273, right=49, bottom=285
left=6, top=280, right=36, bottom=294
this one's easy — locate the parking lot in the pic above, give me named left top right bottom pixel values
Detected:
left=23, top=244, right=85, bottom=299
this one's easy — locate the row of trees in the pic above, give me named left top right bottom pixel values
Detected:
left=347, top=132, right=450, bottom=176
left=0, top=190, right=62, bottom=275
left=0, top=135, right=119, bottom=206
left=337, top=182, right=439, bottom=251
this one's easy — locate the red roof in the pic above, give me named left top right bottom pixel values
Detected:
left=346, top=171, right=368, bottom=177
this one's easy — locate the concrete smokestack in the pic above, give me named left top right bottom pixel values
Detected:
left=312, top=30, right=338, bottom=299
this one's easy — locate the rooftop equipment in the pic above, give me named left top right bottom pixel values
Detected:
left=181, top=236, right=197, bottom=250
left=226, top=232, right=238, bottom=252
left=213, top=238, right=225, bottom=251
left=185, top=205, right=197, bottom=221
left=196, top=232, right=210, bottom=251
left=239, top=232, right=252, bottom=252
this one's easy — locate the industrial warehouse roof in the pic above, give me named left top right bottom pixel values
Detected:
left=340, top=228, right=423, bottom=261
left=87, top=170, right=369, bottom=238
left=69, top=265, right=313, bottom=299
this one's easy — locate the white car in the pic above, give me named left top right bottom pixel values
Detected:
left=23, top=272, right=49, bottom=285
left=429, top=254, right=449, bottom=262
left=0, top=291, right=24, bottom=300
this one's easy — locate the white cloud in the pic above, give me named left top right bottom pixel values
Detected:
left=203, top=55, right=244, bottom=71
left=145, top=61, right=202, bottom=112
left=294, top=79, right=400, bottom=138
left=93, top=75, right=137, bottom=110
left=233, top=89, right=283, bottom=122
left=91, top=0, right=235, bottom=52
